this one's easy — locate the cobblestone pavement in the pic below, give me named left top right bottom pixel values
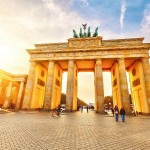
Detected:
left=0, top=109, right=150, bottom=150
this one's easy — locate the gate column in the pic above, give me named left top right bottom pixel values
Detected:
left=22, top=62, right=36, bottom=109
left=43, top=61, right=55, bottom=110
left=118, top=58, right=130, bottom=113
left=141, top=57, right=150, bottom=112
left=95, top=59, right=104, bottom=113
left=66, top=60, right=77, bottom=111
left=3, top=82, right=13, bottom=108
left=16, top=82, right=24, bottom=109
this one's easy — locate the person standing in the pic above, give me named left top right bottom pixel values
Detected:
left=86, top=106, right=89, bottom=113
left=52, top=104, right=61, bottom=117
left=80, top=105, right=83, bottom=113
left=114, top=105, right=119, bottom=122
left=120, top=107, right=126, bottom=122
left=111, top=107, right=114, bottom=116
left=57, top=104, right=61, bottom=116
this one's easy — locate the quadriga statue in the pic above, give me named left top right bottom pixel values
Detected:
left=73, top=29, right=79, bottom=38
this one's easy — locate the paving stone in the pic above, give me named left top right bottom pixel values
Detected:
left=0, top=110, right=150, bottom=150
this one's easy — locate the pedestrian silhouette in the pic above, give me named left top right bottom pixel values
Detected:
left=120, top=107, right=126, bottom=122
left=114, top=105, right=119, bottom=122
left=86, top=106, right=89, bottom=113
left=80, top=105, right=83, bottom=113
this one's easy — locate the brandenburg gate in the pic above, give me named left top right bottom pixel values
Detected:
left=21, top=27, right=150, bottom=114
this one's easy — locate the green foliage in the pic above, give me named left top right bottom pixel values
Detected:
left=61, top=93, right=88, bottom=106
left=61, top=93, right=66, bottom=104
left=104, top=96, right=113, bottom=108
left=77, top=97, right=88, bottom=106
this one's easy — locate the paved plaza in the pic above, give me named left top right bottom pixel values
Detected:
left=0, top=109, right=150, bottom=150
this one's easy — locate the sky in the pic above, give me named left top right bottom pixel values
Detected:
left=0, top=0, right=150, bottom=102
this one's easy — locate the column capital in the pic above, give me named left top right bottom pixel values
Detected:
left=48, top=60, right=55, bottom=63
left=117, top=58, right=125, bottom=61
left=95, top=59, right=102, bottom=65
left=68, top=59, right=75, bottom=63
left=47, top=61, right=55, bottom=70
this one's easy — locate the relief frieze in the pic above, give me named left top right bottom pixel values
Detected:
left=30, top=49, right=147, bottom=60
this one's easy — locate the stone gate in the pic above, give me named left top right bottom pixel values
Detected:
left=21, top=36, right=150, bottom=114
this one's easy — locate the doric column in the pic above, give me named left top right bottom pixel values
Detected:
left=118, top=58, right=130, bottom=113
left=16, top=82, right=24, bottom=109
left=3, top=82, right=13, bottom=108
left=141, top=57, right=150, bottom=111
left=22, top=62, right=36, bottom=109
left=95, top=59, right=104, bottom=113
left=43, top=61, right=55, bottom=110
left=66, top=60, right=75, bottom=111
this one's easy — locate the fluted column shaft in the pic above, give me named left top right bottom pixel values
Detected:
left=3, top=82, right=13, bottom=108
left=22, top=62, right=36, bottom=109
left=66, top=60, right=75, bottom=111
left=118, top=58, right=130, bottom=112
left=43, top=61, right=55, bottom=109
left=141, top=57, right=150, bottom=111
left=16, top=82, right=24, bottom=109
left=95, top=59, right=104, bottom=113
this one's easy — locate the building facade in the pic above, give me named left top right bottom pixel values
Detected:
left=0, top=69, right=27, bottom=109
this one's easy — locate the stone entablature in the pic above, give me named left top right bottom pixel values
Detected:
left=0, top=69, right=14, bottom=81
left=34, top=42, right=67, bottom=49
left=27, top=44, right=150, bottom=55
left=27, top=37, right=150, bottom=61
left=0, top=69, right=27, bottom=82
left=30, top=49, right=149, bottom=61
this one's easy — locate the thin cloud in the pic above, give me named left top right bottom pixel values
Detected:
left=81, top=0, right=89, bottom=6
left=141, top=4, right=150, bottom=42
left=120, top=0, right=126, bottom=30
left=141, top=5, right=150, bottom=34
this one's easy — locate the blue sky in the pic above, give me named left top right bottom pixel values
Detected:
left=0, top=0, right=149, bottom=102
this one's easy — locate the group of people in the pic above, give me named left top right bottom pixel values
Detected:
left=80, top=105, right=89, bottom=113
left=113, top=105, right=126, bottom=122
left=52, top=104, right=126, bottom=121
